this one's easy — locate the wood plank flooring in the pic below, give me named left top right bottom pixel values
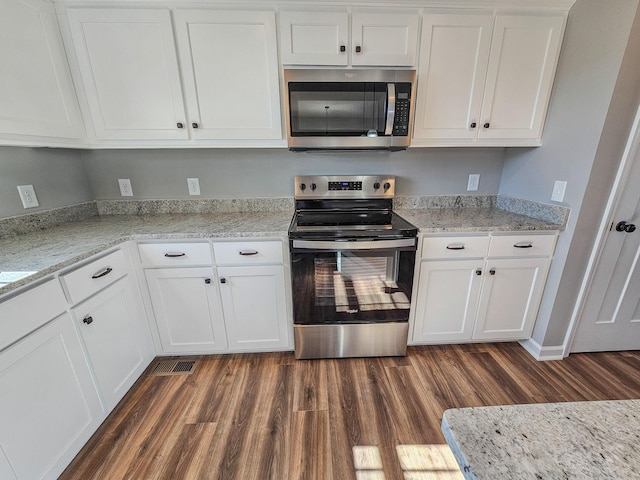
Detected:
left=59, top=343, right=640, bottom=480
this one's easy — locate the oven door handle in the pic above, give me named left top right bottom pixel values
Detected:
left=292, top=238, right=415, bottom=250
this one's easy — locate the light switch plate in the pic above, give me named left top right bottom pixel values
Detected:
left=467, top=174, right=480, bottom=191
left=187, top=178, right=201, bottom=196
left=118, top=179, right=133, bottom=197
left=17, top=185, right=39, bottom=208
left=551, top=180, right=567, bottom=202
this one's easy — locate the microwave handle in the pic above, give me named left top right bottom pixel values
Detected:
left=385, top=83, right=396, bottom=136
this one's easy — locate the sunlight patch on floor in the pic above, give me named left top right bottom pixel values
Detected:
left=352, top=444, right=464, bottom=480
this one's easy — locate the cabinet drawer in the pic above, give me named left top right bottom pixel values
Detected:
left=213, top=241, right=283, bottom=265
left=488, top=233, right=557, bottom=257
left=138, top=242, right=212, bottom=267
left=61, top=249, right=128, bottom=304
left=0, top=280, right=67, bottom=351
left=421, top=235, right=490, bottom=259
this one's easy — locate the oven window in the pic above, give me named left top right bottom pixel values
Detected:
left=291, top=247, right=416, bottom=325
left=288, top=82, right=387, bottom=136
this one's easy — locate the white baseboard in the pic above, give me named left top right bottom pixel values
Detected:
left=519, top=339, right=566, bottom=361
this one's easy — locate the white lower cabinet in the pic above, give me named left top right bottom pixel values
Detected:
left=218, top=265, right=289, bottom=351
left=71, top=277, right=155, bottom=409
left=411, top=233, right=556, bottom=344
left=139, top=239, right=291, bottom=355
left=145, top=267, right=228, bottom=353
left=0, top=313, right=103, bottom=480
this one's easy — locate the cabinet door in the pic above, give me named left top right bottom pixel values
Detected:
left=478, top=14, right=565, bottom=142
left=73, top=277, right=154, bottom=410
left=411, top=260, right=483, bottom=343
left=174, top=10, right=282, bottom=140
left=145, top=267, right=228, bottom=353
left=413, top=13, right=493, bottom=142
left=473, top=257, right=550, bottom=340
left=66, top=8, right=188, bottom=140
left=218, top=265, right=290, bottom=351
left=0, top=0, right=82, bottom=142
left=279, top=11, right=349, bottom=65
left=351, top=12, right=419, bottom=67
left=0, top=314, right=103, bottom=480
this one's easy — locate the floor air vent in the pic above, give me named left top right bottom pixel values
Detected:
left=149, top=360, right=197, bottom=376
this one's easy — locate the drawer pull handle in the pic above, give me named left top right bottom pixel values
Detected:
left=446, top=243, right=465, bottom=250
left=83, top=316, right=93, bottom=325
left=513, top=242, right=534, bottom=249
left=164, top=252, right=186, bottom=258
left=91, top=267, right=112, bottom=279
left=239, top=250, right=259, bottom=256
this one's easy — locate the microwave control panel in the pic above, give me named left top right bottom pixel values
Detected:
left=393, top=83, right=412, bottom=137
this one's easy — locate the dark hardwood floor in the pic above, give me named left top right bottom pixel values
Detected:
left=59, top=343, right=640, bottom=480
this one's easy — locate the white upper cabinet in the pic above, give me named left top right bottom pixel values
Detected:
left=173, top=10, right=282, bottom=140
left=413, top=12, right=566, bottom=146
left=65, top=8, right=188, bottom=141
left=0, top=0, right=83, bottom=146
left=279, top=9, right=419, bottom=67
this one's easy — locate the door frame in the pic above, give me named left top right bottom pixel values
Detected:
left=563, top=103, right=640, bottom=356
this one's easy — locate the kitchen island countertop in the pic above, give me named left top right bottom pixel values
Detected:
left=442, top=399, right=640, bottom=479
left=0, top=205, right=561, bottom=296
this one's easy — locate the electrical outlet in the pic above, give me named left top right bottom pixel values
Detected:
left=17, top=185, right=39, bottom=208
left=467, top=174, right=480, bottom=191
left=118, top=179, right=133, bottom=197
left=551, top=180, right=567, bottom=202
left=187, top=178, right=201, bottom=196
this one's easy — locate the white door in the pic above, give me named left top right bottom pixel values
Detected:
left=570, top=110, right=640, bottom=352
left=174, top=10, right=282, bottom=140
left=351, top=12, right=419, bottom=66
left=473, top=257, right=550, bottom=340
left=411, top=259, right=483, bottom=343
left=412, top=13, right=493, bottom=141
left=0, top=0, right=82, bottom=140
left=145, top=267, right=228, bottom=353
left=279, top=11, right=349, bottom=65
left=218, top=265, right=290, bottom=351
left=73, top=278, right=154, bottom=409
left=0, top=314, right=103, bottom=480
left=478, top=14, right=565, bottom=142
left=66, top=8, right=188, bottom=140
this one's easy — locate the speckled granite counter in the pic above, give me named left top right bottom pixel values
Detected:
left=442, top=400, right=640, bottom=479
left=0, top=198, right=565, bottom=296
left=0, top=211, right=293, bottom=296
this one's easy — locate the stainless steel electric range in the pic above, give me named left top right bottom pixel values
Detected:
left=288, top=175, right=418, bottom=359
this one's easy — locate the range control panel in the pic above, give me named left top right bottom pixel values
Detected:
left=295, top=175, right=395, bottom=199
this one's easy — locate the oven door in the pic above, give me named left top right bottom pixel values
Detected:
left=290, top=238, right=416, bottom=325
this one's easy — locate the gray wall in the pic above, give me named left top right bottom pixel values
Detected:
left=499, top=0, right=640, bottom=347
left=0, top=147, right=91, bottom=218
left=81, top=147, right=506, bottom=199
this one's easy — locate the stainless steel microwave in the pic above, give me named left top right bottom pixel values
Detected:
left=284, top=69, right=416, bottom=151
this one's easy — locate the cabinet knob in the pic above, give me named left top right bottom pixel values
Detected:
left=489, top=268, right=496, bottom=275
left=177, top=122, right=184, bottom=129
left=204, top=278, right=211, bottom=284
left=220, top=278, right=227, bottom=284
left=192, top=122, right=199, bottom=129
left=355, top=45, right=362, bottom=53
left=83, top=316, right=93, bottom=325
left=339, top=44, right=346, bottom=53
left=470, top=122, right=477, bottom=129
left=483, top=122, right=490, bottom=129
left=475, top=269, right=482, bottom=276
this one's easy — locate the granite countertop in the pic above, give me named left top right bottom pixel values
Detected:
left=442, top=399, right=640, bottom=479
left=0, top=201, right=564, bottom=297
